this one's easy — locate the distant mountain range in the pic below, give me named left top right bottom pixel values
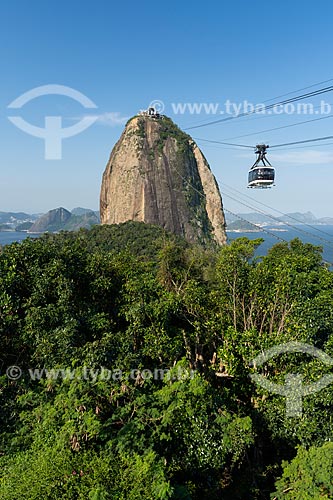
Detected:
left=0, top=208, right=100, bottom=233
left=225, top=211, right=333, bottom=227
left=1, top=209, right=333, bottom=234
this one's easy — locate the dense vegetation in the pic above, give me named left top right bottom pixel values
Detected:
left=0, top=222, right=332, bottom=499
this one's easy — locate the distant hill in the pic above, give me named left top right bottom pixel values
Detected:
left=64, top=210, right=100, bottom=231
left=227, top=220, right=260, bottom=231
left=0, top=208, right=99, bottom=233
left=0, top=212, right=35, bottom=223
left=16, top=221, right=34, bottom=231
left=0, top=212, right=38, bottom=230
left=226, top=211, right=333, bottom=226
left=71, top=207, right=99, bottom=218
left=29, top=208, right=72, bottom=233
left=28, top=207, right=99, bottom=233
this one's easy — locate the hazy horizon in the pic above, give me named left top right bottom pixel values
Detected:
left=1, top=1, right=333, bottom=217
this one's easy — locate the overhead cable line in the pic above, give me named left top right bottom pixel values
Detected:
left=220, top=187, right=333, bottom=246
left=212, top=113, right=333, bottom=142
left=172, top=166, right=290, bottom=244
left=185, top=86, right=333, bottom=130
left=194, top=140, right=333, bottom=152
left=261, top=78, right=333, bottom=103
left=279, top=142, right=333, bottom=150
left=223, top=207, right=333, bottom=268
left=193, top=138, right=253, bottom=149
left=171, top=165, right=333, bottom=266
left=223, top=208, right=287, bottom=243
left=270, top=135, right=333, bottom=149
left=220, top=182, right=333, bottom=240
left=182, top=79, right=333, bottom=129
left=194, top=134, right=333, bottom=150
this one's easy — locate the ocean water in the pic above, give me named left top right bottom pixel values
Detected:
left=0, top=231, right=34, bottom=246
left=1, top=227, right=333, bottom=265
left=227, top=225, right=333, bottom=265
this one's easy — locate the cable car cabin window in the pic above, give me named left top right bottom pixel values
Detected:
left=248, top=168, right=274, bottom=182
left=248, top=169, right=275, bottom=188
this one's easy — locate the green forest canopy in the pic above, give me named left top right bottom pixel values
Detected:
left=0, top=221, right=332, bottom=499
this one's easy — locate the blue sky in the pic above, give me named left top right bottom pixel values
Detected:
left=1, top=0, right=333, bottom=217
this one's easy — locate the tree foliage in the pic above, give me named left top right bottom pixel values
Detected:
left=272, top=443, right=333, bottom=499
left=0, top=223, right=332, bottom=498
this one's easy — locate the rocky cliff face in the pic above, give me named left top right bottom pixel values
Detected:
left=100, top=115, right=226, bottom=245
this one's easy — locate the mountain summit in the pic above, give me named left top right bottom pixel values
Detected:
left=100, top=114, right=226, bottom=245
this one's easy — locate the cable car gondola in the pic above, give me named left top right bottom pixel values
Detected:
left=248, top=144, right=275, bottom=188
